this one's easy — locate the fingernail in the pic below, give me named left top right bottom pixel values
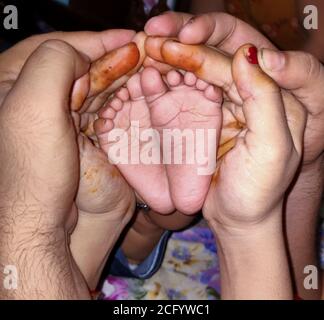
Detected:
left=260, top=48, right=286, bottom=71
left=245, top=46, right=259, bottom=65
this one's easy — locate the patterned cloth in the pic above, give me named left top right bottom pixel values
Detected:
left=101, top=218, right=324, bottom=300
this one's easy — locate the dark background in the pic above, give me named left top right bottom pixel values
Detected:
left=0, top=0, right=190, bottom=49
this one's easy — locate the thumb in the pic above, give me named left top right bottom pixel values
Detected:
left=232, top=44, right=293, bottom=150
left=4, top=40, right=90, bottom=118
left=259, top=49, right=324, bottom=113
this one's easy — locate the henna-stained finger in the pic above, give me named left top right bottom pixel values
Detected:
left=89, top=42, right=140, bottom=97
left=145, top=37, right=243, bottom=105
left=77, top=32, right=148, bottom=114
left=127, top=31, right=147, bottom=76
left=144, top=36, right=181, bottom=74
left=160, top=40, right=242, bottom=105
left=145, top=36, right=169, bottom=62
left=71, top=43, right=139, bottom=111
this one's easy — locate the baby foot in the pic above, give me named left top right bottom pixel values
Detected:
left=141, top=68, right=223, bottom=214
left=95, top=73, right=173, bottom=214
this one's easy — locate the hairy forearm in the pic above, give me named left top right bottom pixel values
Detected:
left=285, top=156, right=324, bottom=299
left=209, top=209, right=292, bottom=300
left=70, top=207, right=133, bottom=290
left=0, top=208, right=90, bottom=299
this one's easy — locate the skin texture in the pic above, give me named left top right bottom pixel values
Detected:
left=0, top=30, right=144, bottom=299
left=145, top=37, right=241, bottom=105
left=207, top=44, right=306, bottom=299
left=0, top=18, right=320, bottom=299
left=89, top=43, right=140, bottom=97
left=95, top=67, right=222, bottom=215
left=0, top=29, right=198, bottom=296
left=145, top=11, right=324, bottom=299
left=95, top=72, right=174, bottom=214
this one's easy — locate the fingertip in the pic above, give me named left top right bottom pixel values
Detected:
left=161, top=40, right=204, bottom=72
left=178, top=19, right=199, bottom=43
left=101, top=29, right=136, bottom=49
left=145, top=36, right=166, bottom=62
left=178, top=14, right=214, bottom=44
left=233, top=44, right=279, bottom=100
left=144, top=14, right=170, bottom=36
left=259, top=48, right=286, bottom=73
left=145, top=12, right=192, bottom=37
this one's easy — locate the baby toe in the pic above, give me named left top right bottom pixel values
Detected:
left=184, top=72, right=197, bottom=86
left=127, top=73, right=144, bottom=100
left=205, top=85, right=223, bottom=103
left=101, top=107, right=116, bottom=119
left=94, top=118, right=114, bottom=136
left=196, top=79, right=209, bottom=91
left=110, top=97, right=123, bottom=111
left=141, top=67, right=168, bottom=103
left=166, top=69, right=183, bottom=87
left=116, top=87, right=130, bottom=101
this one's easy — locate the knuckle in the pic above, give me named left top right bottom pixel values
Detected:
left=38, top=39, right=75, bottom=58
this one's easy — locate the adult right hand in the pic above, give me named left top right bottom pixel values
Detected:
left=145, top=11, right=324, bottom=166
left=145, top=11, right=324, bottom=299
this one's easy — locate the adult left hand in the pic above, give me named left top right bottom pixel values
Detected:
left=0, top=29, right=137, bottom=299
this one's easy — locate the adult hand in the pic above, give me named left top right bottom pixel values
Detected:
left=0, top=29, right=136, bottom=299
left=145, top=11, right=324, bottom=299
left=207, top=44, right=305, bottom=299
left=70, top=125, right=135, bottom=290
left=145, top=11, right=324, bottom=164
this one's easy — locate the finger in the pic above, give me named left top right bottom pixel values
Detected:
left=72, top=42, right=139, bottom=112
left=143, top=36, right=176, bottom=74
left=89, top=42, right=140, bottom=96
left=0, top=29, right=136, bottom=74
left=143, top=56, right=174, bottom=74
left=73, top=32, right=147, bottom=112
left=145, top=36, right=169, bottom=62
left=232, top=45, right=291, bottom=147
left=178, top=12, right=275, bottom=53
left=5, top=40, right=89, bottom=118
left=281, top=91, right=306, bottom=156
left=145, top=12, right=274, bottom=54
left=259, top=49, right=324, bottom=114
left=159, top=39, right=242, bottom=104
left=145, top=11, right=192, bottom=37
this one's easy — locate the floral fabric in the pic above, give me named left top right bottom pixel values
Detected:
left=101, top=218, right=324, bottom=300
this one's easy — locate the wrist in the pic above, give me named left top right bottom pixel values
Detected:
left=207, top=200, right=284, bottom=239
left=207, top=205, right=292, bottom=299
left=0, top=216, right=75, bottom=299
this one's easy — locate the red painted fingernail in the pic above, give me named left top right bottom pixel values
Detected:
left=246, top=46, right=259, bottom=65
